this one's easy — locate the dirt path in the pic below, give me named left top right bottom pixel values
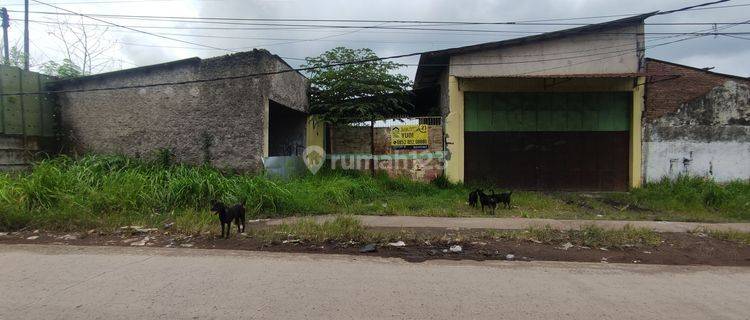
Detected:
left=2, top=228, right=748, bottom=266
left=1, top=244, right=749, bottom=320
left=257, top=215, right=750, bottom=232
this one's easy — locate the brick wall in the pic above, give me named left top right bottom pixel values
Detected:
left=645, top=58, right=750, bottom=121
left=329, top=124, right=444, bottom=181
left=331, top=125, right=443, bottom=154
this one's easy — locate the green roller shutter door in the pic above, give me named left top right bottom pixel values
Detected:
left=465, top=92, right=630, bottom=132
left=464, top=92, right=631, bottom=191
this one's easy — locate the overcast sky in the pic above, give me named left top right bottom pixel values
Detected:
left=3, top=0, right=749, bottom=79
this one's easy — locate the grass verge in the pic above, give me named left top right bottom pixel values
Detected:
left=691, top=228, right=750, bottom=246
left=1, top=155, right=749, bottom=232
left=254, top=216, right=661, bottom=249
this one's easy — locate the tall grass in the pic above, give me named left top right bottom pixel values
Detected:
left=618, top=175, right=750, bottom=221
left=1, top=155, right=749, bottom=232
left=0, top=155, right=466, bottom=231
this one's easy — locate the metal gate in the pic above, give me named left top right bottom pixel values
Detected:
left=464, top=92, right=630, bottom=191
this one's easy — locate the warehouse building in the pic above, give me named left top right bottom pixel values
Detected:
left=414, top=14, right=653, bottom=190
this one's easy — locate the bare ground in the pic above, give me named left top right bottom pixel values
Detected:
left=1, top=227, right=748, bottom=266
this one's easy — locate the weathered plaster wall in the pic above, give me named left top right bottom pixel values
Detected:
left=56, top=50, right=308, bottom=171
left=449, top=24, right=641, bottom=77
left=644, top=71, right=750, bottom=182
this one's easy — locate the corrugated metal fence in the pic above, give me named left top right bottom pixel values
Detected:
left=0, top=65, right=57, bottom=170
left=0, top=65, right=56, bottom=137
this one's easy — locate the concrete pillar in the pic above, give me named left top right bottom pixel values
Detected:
left=445, top=76, right=464, bottom=183
left=630, top=76, right=645, bottom=188
left=263, top=98, right=269, bottom=158
left=305, top=116, right=324, bottom=149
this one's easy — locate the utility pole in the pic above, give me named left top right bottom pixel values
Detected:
left=23, top=0, right=29, bottom=70
left=1, top=8, right=9, bottom=65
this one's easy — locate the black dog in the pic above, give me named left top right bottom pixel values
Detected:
left=468, top=189, right=482, bottom=208
left=477, top=190, right=499, bottom=214
left=210, top=200, right=246, bottom=239
left=494, top=191, right=513, bottom=209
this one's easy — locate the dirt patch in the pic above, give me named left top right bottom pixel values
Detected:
left=1, top=229, right=748, bottom=266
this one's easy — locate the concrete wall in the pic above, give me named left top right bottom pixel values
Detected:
left=449, top=24, right=641, bottom=77
left=55, top=50, right=308, bottom=172
left=643, top=71, right=750, bottom=182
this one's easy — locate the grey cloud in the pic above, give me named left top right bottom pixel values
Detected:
left=23, top=0, right=750, bottom=78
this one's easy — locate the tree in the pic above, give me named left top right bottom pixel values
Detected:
left=6, top=46, right=27, bottom=68
left=303, top=47, right=413, bottom=174
left=40, top=58, right=82, bottom=78
left=303, top=47, right=413, bottom=124
left=43, top=16, right=115, bottom=76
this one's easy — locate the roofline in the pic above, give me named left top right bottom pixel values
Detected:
left=420, top=12, right=657, bottom=59
left=645, top=57, right=750, bottom=82
left=414, top=12, right=657, bottom=88
left=51, top=50, right=306, bottom=86
left=51, top=57, right=201, bottom=86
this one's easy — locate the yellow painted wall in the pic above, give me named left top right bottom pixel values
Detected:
left=444, top=76, right=465, bottom=183
left=306, top=116, right=325, bottom=149
left=459, top=77, right=634, bottom=92
left=630, top=77, right=645, bottom=188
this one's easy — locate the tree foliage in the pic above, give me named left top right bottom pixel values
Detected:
left=6, top=46, right=26, bottom=68
left=40, top=59, right=82, bottom=78
left=303, top=47, right=413, bottom=124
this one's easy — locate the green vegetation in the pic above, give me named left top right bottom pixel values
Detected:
left=252, top=215, right=405, bottom=243
left=254, top=216, right=660, bottom=249
left=509, top=225, right=661, bottom=248
left=1, top=155, right=749, bottom=232
left=691, top=228, right=750, bottom=246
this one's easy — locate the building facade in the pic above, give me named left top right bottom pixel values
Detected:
left=414, top=14, right=653, bottom=190
left=643, top=58, right=750, bottom=182
left=53, top=50, right=309, bottom=172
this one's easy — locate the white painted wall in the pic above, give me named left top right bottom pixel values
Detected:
left=643, top=80, right=750, bottom=183
left=643, top=141, right=750, bottom=182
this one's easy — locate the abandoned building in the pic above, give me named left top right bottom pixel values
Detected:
left=1, top=14, right=748, bottom=189
left=413, top=14, right=652, bottom=191
left=407, top=12, right=750, bottom=190
left=52, top=49, right=308, bottom=172
left=643, top=58, right=750, bottom=182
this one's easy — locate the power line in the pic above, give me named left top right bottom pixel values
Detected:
left=3, top=0, right=225, bottom=5
left=29, top=0, right=235, bottom=53
left=3, top=1, right=742, bottom=96
left=0, top=26, right=730, bottom=97
left=723, top=34, right=750, bottom=40
left=24, top=18, right=750, bottom=35
left=655, top=0, right=729, bottom=15
left=11, top=0, right=750, bottom=26
left=14, top=9, right=750, bottom=28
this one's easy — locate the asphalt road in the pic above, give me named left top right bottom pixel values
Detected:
left=1, top=245, right=749, bottom=320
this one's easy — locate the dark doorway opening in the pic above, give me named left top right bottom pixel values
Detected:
left=268, top=100, right=307, bottom=156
